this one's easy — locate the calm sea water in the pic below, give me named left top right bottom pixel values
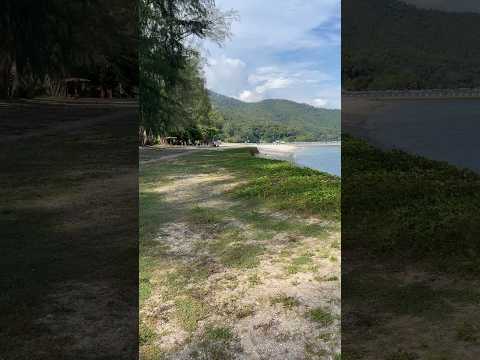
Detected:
left=292, top=145, right=341, bottom=176
left=345, top=99, right=480, bottom=173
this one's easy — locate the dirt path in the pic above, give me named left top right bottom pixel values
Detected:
left=1, top=103, right=138, bottom=359
left=0, top=101, right=138, bottom=143
left=140, top=151, right=341, bottom=359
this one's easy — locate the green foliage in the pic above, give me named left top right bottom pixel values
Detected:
left=343, top=0, right=480, bottom=90
left=1, top=0, right=137, bottom=97
left=342, top=134, right=480, bottom=271
left=138, top=1, right=338, bottom=143
left=225, top=156, right=340, bottom=219
left=139, top=0, right=234, bottom=143
left=209, top=91, right=340, bottom=142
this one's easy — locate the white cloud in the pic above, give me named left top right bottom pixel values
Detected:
left=255, top=77, right=293, bottom=94
left=307, top=85, right=341, bottom=109
left=201, top=0, right=340, bottom=108
left=204, top=55, right=248, bottom=96
left=312, top=98, right=328, bottom=107
left=239, top=90, right=263, bottom=102
left=237, top=75, right=293, bottom=102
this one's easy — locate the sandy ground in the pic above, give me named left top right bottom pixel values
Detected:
left=140, top=150, right=341, bottom=359
left=1, top=102, right=138, bottom=359
left=139, top=142, right=339, bottom=165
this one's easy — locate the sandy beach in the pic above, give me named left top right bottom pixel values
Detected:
left=223, top=142, right=339, bottom=158
left=255, top=144, right=297, bottom=161
left=140, top=142, right=341, bottom=170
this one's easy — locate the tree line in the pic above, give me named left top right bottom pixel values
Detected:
left=0, top=0, right=138, bottom=98
left=343, top=0, right=480, bottom=91
left=139, top=0, right=236, bottom=145
left=209, top=91, right=340, bottom=143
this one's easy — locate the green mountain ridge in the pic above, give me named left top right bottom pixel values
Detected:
left=208, top=91, right=340, bottom=142
left=343, top=0, right=480, bottom=90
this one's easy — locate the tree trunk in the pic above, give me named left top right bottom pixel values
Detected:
left=139, top=127, right=148, bottom=146
left=0, top=54, right=12, bottom=99
left=44, top=75, right=66, bottom=97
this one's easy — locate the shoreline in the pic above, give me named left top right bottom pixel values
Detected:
left=255, top=142, right=340, bottom=163
left=139, top=142, right=342, bottom=174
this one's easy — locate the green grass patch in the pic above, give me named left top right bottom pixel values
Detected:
left=139, top=277, right=152, bottom=305
left=325, top=276, right=339, bottom=281
left=181, top=149, right=341, bottom=219
left=189, top=206, right=225, bottom=227
left=175, top=297, right=208, bottom=332
left=208, top=228, right=265, bottom=268
left=344, top=273, right=480, bottom=318
left=285, top=253, right=314, bottom=274
left=228, top=205, right=331, bottom=240
left=456, top=321, right=479, bottom=343
left=204, top=326, right=234, bottom=341
left=221, top=243, right=265, bottom=269
left=160, top=264, right=210, bottom=300
left=271, top=294, right=300, bottom=310
left=331, top=239, right=341, bottom=249
left=293, top=254, right=314, bottom=265
left=139, top=255, right=161, bottom=305
left=190, top=325, right=238, bottom=360
left=308, top=307, right=335, bottom=327
left=139, top=322, right=156, bottom=346
left=343, top=134, right=480, bottom=271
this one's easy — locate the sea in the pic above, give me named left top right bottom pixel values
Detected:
left=291, top=144, right=341, bottom=176
left=344, top=99, right=480, bottom=173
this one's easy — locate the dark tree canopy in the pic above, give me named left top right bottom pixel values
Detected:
left=0, top=0, right=138, bottom=98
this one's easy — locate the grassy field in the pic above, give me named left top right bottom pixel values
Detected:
left=343, top=134, right=480, bottom=271
left=139, top=148, right=341, bottom=359
left=342, top=135, right=480, bottom=359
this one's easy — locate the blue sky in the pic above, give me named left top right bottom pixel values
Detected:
left=200, top=0, right=341, bottom=109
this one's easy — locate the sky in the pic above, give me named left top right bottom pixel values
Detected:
left=200, top=0, right=341, bottom=109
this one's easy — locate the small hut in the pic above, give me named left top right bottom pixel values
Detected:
left=63, top=78, right=91, bottom=97
left=165, top=137, right=178, bottom=145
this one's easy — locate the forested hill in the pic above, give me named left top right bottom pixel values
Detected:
left=209, top=91, right=340, bottom=143
left=343, top=0, right=480, bottom=90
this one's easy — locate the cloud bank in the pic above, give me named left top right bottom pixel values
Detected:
left=201, top=0, right=341, bottom=109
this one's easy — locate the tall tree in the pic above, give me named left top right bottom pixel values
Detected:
left=139, top=0, right=235, bottom=144
left=0, top=0, right=138, bottom=98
